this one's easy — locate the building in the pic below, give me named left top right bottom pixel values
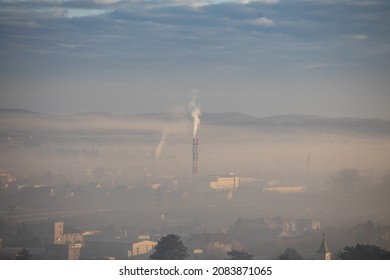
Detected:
left=262, top=186, right=306, bottom=194
left=81, top=235, right=156, bottom=260
left=210, top=177, right=240, bottom=191
left=0, top=172, right=13, bottom=189
left=48, top=222, right=84, bottom=260
left=349, top=220, right=390, bottom=244
left=53, top=222, right=83, bottom=244
left=81, top=237, right=132, bottom=260
left=129, top=239, right=157, bottom=258
left=186, top=233, right=241, bottom=259
left=295, top=219, right=321, bottom=235
left=317, top=234, right=331, bottom=260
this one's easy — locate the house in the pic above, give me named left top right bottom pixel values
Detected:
left=129, top=239, right=157, bottom=259
left=81, top=235, right=156, bottom=260
left=186, top=233, right=242, bottom=259
left=349, top=220, right=390, bottom=246
left=228, top=217, right=283, bottom=247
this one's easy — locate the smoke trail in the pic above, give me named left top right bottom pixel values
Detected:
left=154, top=133, right=167, bottom=160
left=188, top=93, right=201, bottom=138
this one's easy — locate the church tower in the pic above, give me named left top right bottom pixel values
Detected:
left=317, top=233, right=331, bottom=260
left=54, top=222, right=64, bottom=244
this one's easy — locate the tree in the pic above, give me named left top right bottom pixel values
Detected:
left=338, top=243, right=390, bottom=260
left=150, top=234, right=188, bottom=260
left=331, top=168, right=362, bottom=222
left=331, top=168, right=361, bottom=192
left=227, top=249, right=253, bottom=260
left=278, top=248, right=303, bottom=260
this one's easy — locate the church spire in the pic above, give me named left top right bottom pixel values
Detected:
left=317, top=233, right=331, bottom=260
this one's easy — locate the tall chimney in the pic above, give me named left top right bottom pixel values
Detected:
left=192, top=137, right=199, bottom=176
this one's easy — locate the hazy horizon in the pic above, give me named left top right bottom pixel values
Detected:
left=2, top=108, right=390, bottom=122
left=1, top=108, right=390, bottom=232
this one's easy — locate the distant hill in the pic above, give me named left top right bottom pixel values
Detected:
left=261, top=114, right=329, bottom=124
left=202, top=112, right=260, bottom=124
left=256, top=114, right=390, bottom=135
left=0, top=109, right=389, bottom=136
left=0, top=108, right=46, bottom=115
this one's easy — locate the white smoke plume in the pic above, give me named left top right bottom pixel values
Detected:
left=188, top=92, right=201, bottom=138
left=154, top=133, right=167, bottom=160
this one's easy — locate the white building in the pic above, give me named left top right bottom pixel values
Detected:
left=210, top=177, right=240, bottom=190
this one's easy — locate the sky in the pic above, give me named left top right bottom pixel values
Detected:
left=0, top=0, right=389, bottom=118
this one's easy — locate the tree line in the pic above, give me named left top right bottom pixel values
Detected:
left=148, top=234, right=390, bottom=260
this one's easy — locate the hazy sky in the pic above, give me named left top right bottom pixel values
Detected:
left=0, top=0, right=389, bottom=118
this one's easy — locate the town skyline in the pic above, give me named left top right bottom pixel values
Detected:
left=1, top=95, right=390, bottom=261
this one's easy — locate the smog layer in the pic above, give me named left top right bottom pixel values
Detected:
left=1, top=109, right=390, bottom=258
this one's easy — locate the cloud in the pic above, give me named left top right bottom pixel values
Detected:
left=351, top=34, right=368, bottom=40
left=240, top=0, right=279, bottom=4
left=66, top=8, right=107, bottom=18
left=303, top=63, right=327, bottom=69
left=253, top=17, right=274, bottom=26
left=94, top=0, right=121, bottom=4
left=0, top=0, right=389, bottom=106
left=0, top=0, right=387, bottom=76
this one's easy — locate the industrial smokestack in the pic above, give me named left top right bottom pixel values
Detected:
left=193, top=137, right=199, bottom=176
left=188, top=93, right=201, bottom=138
left=189, top=93, right=201, bottom=176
